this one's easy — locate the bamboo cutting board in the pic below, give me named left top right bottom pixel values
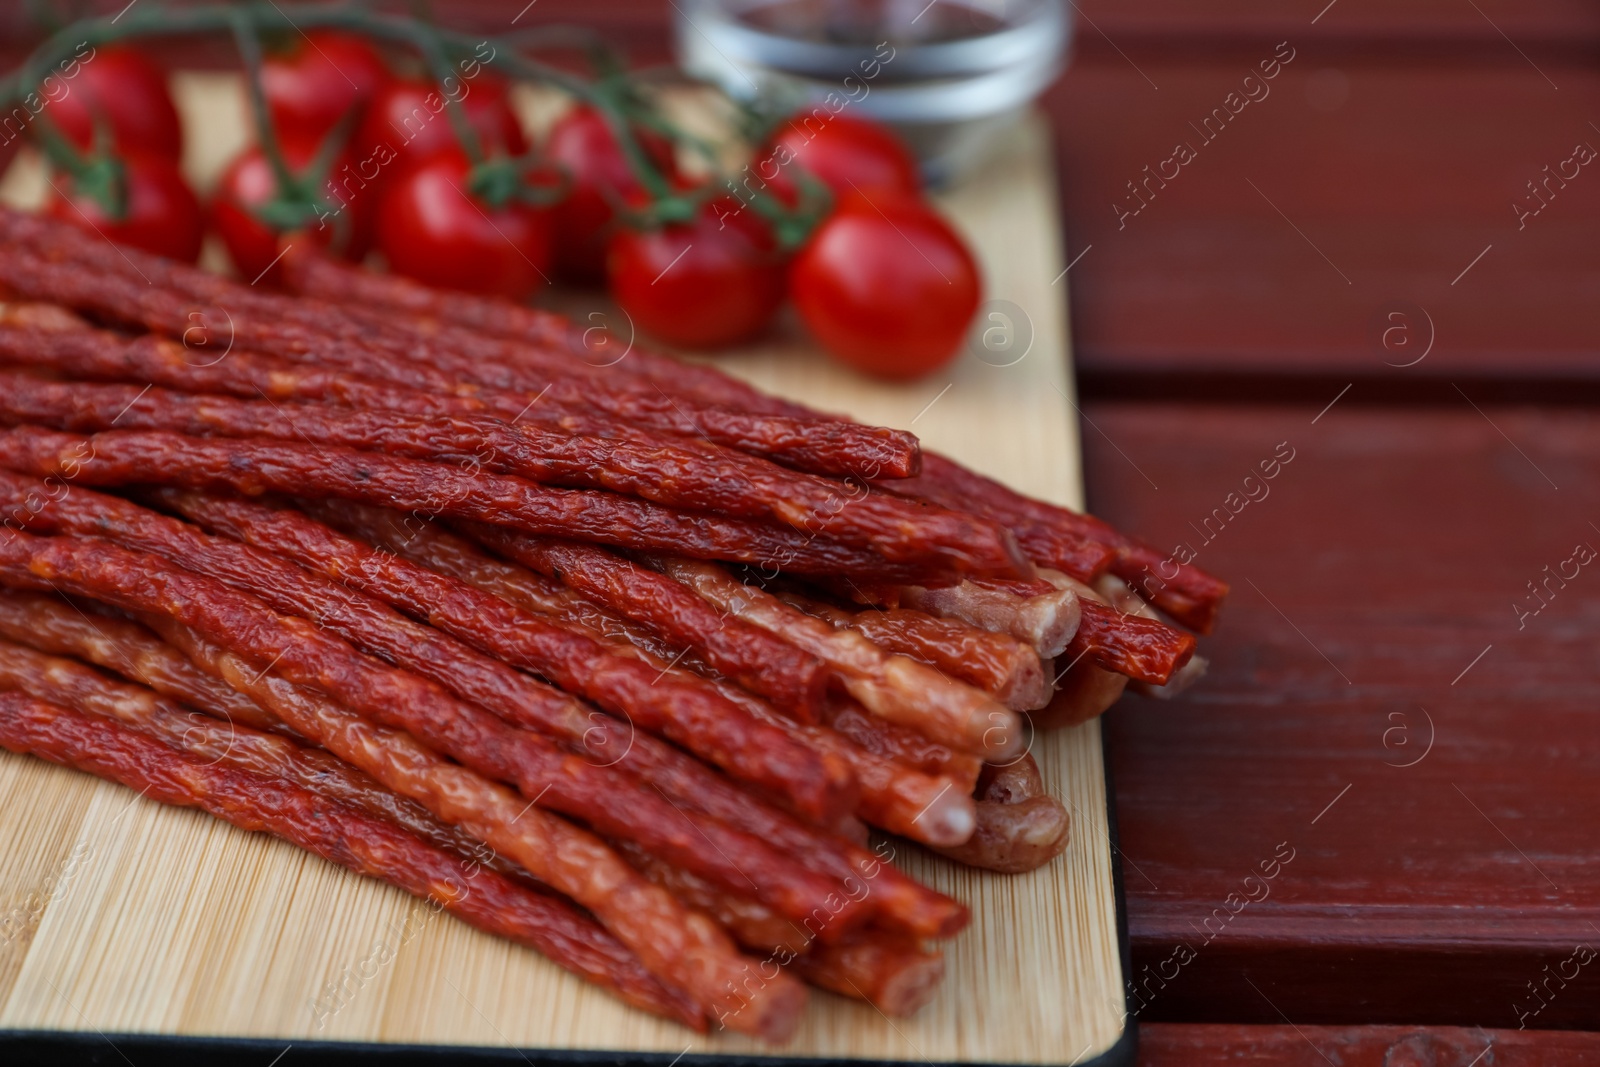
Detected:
left=0, top=75, right=1129, bottom=1064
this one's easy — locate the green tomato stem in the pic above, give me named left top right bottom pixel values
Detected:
left=0, top=3, right=832, bottom=247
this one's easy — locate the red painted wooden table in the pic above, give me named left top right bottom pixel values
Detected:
left=1053, top=0, right=1600, bottom=1059
left=10, top=1, right=1596, bottom=1062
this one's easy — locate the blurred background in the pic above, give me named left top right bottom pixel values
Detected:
left=7, top=0, right=1594, bottom=393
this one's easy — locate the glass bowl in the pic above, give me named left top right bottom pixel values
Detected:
left=674, top=0, right=1071, bottom=185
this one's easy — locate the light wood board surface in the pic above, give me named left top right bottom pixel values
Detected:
left=0, top=74, right=1126, bottom=1063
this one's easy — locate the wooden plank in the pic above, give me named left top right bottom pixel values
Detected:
left=1069, top=0, right=1600, bottom=55
left=1081, top=399, right=1600, bottom=1027
left=1140, top=1023, right=1600, bottom=1066
left=0, top=80, right=1128, bottom=1063
left=1046, top=60, right=1600, bottom=391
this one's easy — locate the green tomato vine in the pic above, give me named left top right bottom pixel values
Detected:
left=0, top=1, right=830, bottom=246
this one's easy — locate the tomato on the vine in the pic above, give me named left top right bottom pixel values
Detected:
left=762, top=113, right=920, bottom=203
left=607, top=197, right=786, bottom=349
left=46, top=152, right=203, bottom=262
left=791, top=192, right=980, bottom=379
left=262, top=31, right=390, bottom=151
left=356, top=74, right=527, bottom=177
left=544, top=104, right=679, bottom=284
left=50, top=46, right=182, bottom=162
left=375, top=147, right=552, bottom=299
left=211, top=140, right=375, bottom=286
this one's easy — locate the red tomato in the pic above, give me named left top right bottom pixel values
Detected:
left=50, top=46, right=182, bottom=162
left=791, top=193, right=980, bottom=379
left=262, top=31, right=389, bottom=151
left=545, top=104, right=679, bottom=284
left=46, top=152, right=203, bottom=262
left=762, top=113, right=920, bottom=203
left=210, top=141, right=376, bottom=285
left=376, top=148, right=551, bottom=299
left=607, top=198, right=785, bottom=349
left=355, top=74, right=527, bottom=177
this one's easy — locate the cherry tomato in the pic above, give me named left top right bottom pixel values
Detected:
left=262, top=31, right=390, bottom=152
left=355, top=74, right=527, bottom=177
left=762, top=113, right=920, bottom=203
left=46, top=152, right=203, bottom=262
left=376, top=148, right=551, bottom=299
left=50, top=46, right=182, bottom=162
left=607, top=198, right=785, bottom=349
left=791, top=193, right=980, bottom=379
left=545, top=104, right=679, bottom=284
left=211, top=140, right=375, bottom=285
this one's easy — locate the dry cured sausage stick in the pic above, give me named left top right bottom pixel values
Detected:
left=0, top=470, right=834, bottom=825
left=143, top=488, right=860, bottom=830
left=269, top=261, right=1197, bottom=615
left=172, top=497, right=978, bottom=913
left=0, top=322, right=903, bottom=533
left=304, top=500, right=974, bottom=927
left=819, top=698, right=984, bottom=790
left=0, top=609, right=516, bottom=879
left=0, top=228, right=901, bottom=476
left=317, top=302, right=921, bottom=482
left=0, top=530, right=806, bottom=1036
left=0, top=424, right=954, bottom=583
left=1066, top=600, right=1195, bottom=687
left=419, top=527, right=979, bottom=795
left=0, top=237, right=914, bottom=480
left=0, top=302, right=90, bottom=331
left=894, top=452, right=1229, bottom=633
left=320, top=501, right=980, bottom=851
left=0, top=369, right=1007, bottom=573
left=0, top=324, right=946, bottom=566
left=0, top=480, right=854, bottom=914
left=1097, top=577, right=1209, bottom=700
left=0, top=320, right=733, bottom=454
left=699, top=671, right=979, bottom=848
left=793, top=932, right=946, bottom=1018
left=2, top=208, right=1216, bottom=610
left=647, top=557, right=1025, bottom=762
left=0, top=592, right=283, bottom=736
left=775, top=591, right=1049, bottom=712
left=896, top=570, right=1193, bottom=685
left=0, top=630, right=536, bottom=891
left=612, top=837, right=945, bottom=1017
left=0, top=322, right=457, bottom=412
left=1029, top=576, right=1130, bottom=728
left=611, top=840, right=812, bottom=958
left=142, top=615, right=804, bottom=1040
left=193, top=502, right=956, bottom=852
left=0, top=483, right=851, bottom=907
left=278, top=248, right=791, bottom=419
left=297, top=238, right=1205, bottom=621
left=930, top=755, right=1071, bottom=874
left=894, top=579, right=1082, bottom=660
left=461, top=524, right=827, bottom=720
left=1031, top=660, right=1127, bottom=731
left=0, top=690, right=704, bottom=1029
left=1044, top=569, right=1196, bottom=687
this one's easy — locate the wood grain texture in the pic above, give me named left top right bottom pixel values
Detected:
left=1046, top=61, right=1600, bottom=391
left=1140, top=1023, right=1600, bottom=1066
left=0, top=78, right=1126, bottom=1062
left=1082, top=400, right=1600, bottom=1029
